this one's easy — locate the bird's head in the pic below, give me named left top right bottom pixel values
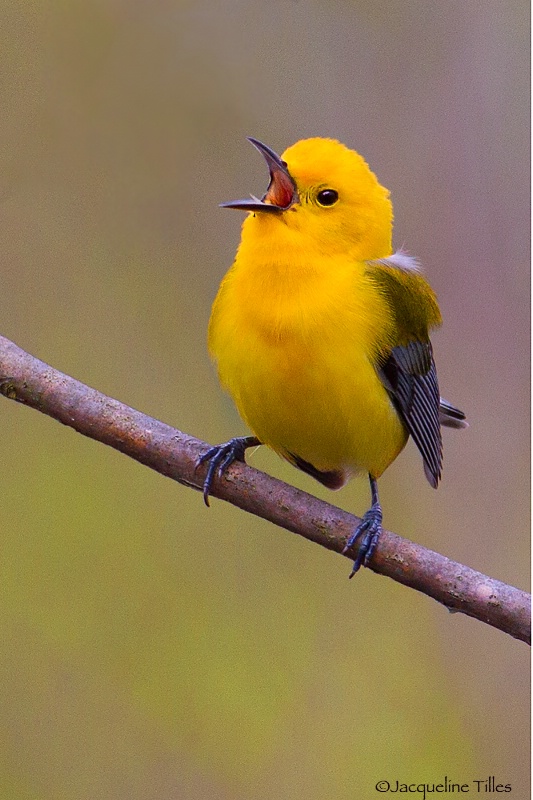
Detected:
left=222, top=137, right=393, bottom=260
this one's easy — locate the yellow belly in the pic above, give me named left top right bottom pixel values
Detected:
left=209, top=257, right=408, bottom=484
left=220, top=332, right=406, bottom=482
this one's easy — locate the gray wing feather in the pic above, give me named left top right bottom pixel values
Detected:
left=379, top=340, right=442, bottom=488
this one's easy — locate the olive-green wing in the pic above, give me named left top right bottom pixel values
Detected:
left=366, top=253, right=443, bottom=488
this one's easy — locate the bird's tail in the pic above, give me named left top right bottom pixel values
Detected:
left=439, top=398, right=468, bottom=429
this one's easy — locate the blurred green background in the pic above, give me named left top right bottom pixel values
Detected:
left=0, top=2, right=529, bottom=798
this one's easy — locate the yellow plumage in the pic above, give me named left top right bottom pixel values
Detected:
left=209, top=238, right=406, bottom=483
left=203, top=137, right=465, bottom=574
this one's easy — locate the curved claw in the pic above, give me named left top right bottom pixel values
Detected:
left=196, top=436, right=261, bottom=506
left=342, top=503, right=383, bottom=578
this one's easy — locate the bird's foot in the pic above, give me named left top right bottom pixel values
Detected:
left=342, top=503, right=383, bottom=578
left=197, top=436, right=260, bottom=506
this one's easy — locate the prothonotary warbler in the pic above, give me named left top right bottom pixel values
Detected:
left=199, top=137, right=466, bottom=576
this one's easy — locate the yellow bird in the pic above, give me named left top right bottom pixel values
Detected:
left=200, top=137, right=466, bottom=576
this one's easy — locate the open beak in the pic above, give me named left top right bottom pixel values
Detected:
left=220, top=138, right=298, bottom=213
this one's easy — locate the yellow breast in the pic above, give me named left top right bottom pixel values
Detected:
left=208, top=245, right=408, bottom=483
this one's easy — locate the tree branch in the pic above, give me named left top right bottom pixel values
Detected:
left=0, top=335, right=529, bottom=644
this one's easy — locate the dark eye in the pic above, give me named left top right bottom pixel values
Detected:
left=316, top=189, right=339, bottom=207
